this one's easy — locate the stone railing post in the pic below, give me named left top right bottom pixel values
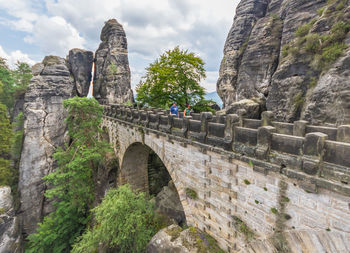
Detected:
left=200, top=112, right=213, bottom=143
left=236, top=109, right=246, bottom=127
left=224, top=114, right=240, bottom=140
left=256, top=126, right=276, bottom=159
left=293, top=120, right=308, bottom=136
left=337, top=125, right=350, bottom=143
left=302, top=132, right=328, bottom=175
left=261, top=111, right=274, bottom=126
left=182, top=116, right=192, bottom=138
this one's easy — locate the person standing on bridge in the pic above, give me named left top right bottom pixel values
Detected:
left=170, top=102, right=179, bottom=118
left=183, top=104, right=191, bottom=117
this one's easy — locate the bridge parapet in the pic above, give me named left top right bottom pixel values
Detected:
left=103, top=104, right=350, bottom=196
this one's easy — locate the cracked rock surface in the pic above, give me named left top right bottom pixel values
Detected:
left=217, top=0, right=350, bottom=124
left=18, top=56, right=75, bottom=236
left=93, top=19, right=134, bottom=104
left=0, top=187, right=21, bottom=253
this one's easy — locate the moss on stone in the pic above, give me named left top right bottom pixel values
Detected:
left=244, top=179, right=251, bottom=185
left=232, top=216, right=255, bottom=241
left=271, top=207, right=278, bottom=214
left=187, top=227, right=225, bottom=253
left=185, top=188, right=198, bottom=199
left=165, top=226, right=183, bottom=242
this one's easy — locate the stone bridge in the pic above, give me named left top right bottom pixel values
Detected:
left=101, top=104, right=350, bottom=252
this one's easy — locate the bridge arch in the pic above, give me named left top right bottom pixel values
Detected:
left=120, top=141, right=188, bottom=224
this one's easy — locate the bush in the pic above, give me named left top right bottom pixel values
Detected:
left=321, top=43, right=347, bottom=66
left=72, top=185, right=160, bottom=253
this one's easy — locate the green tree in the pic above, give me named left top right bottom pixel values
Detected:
left=13, top=62, right=32, bottom=97
left=0, top=58, right=15, bottom=113
left=27, top=97, right=111, bottom=253
left=0, top=59, right=32, bottom=114
left=136, top=46, right=211, bottom=111
left=0, top=83, right=12, bottom=186
left=72, top=185, right=160, bottom=253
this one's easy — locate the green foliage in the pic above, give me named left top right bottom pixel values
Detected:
left=165, top=226, right=183, bottom=241
left=264, top=187, right=268, bottom=191
left=108, top=63, right=118, bottom=75
left=72, top=185, right=160, bottom=253
left=282, top=1, right=350, bottom=71
left=281, top=196, right=290, bottom=202
left=136, top=46, right=211, bottom=111
left=317, top=7, right=325, bottom=16
left=27, top=97, right=110, bottom=253
left=248, top=160, right=254, bottom=167
left=11, top=112, right=24, bottom=160
left=295, top=21, right=314, bottom=38
left=271, top=207, right=278, bottom=214
left=255, top=200, right=259, bottom=204
left=326, top=228, right=331, bottom=231
left=244, top=179, right=251, bottom=185
left=0, top=60, right=32, bottom=114
left=185, top=187, right=198, bottom=199
left=232, top=216, right=254, bottom=241
left=0, top=91, right=13, bottom=186
left=187, top=226, right=225, bottom=253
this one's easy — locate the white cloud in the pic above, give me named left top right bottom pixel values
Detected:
left=0, top=0, right=240, bottom=92
left=0, top=45, right=36, bottom=68
left=24, top=16, right=85, bottom=56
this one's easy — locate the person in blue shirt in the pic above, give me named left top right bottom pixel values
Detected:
left=170, top=102, right=179, bottom=118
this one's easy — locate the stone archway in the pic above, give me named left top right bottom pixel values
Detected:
left=120, top=142, right=186, bottom=225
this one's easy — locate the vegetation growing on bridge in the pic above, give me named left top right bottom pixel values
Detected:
left=185, top=187, right=198, bottom=199
left=232, top=215, right=255, bottom=241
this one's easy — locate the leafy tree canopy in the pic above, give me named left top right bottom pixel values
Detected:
left=136, top=46, right=213, bottom=112
left=0, top=58, right=32, bottom=114
left=27, top=97, right=111, bottom=253
left=72, top=185, right=161, bottom=253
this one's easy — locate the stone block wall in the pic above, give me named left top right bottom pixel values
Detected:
left=101, top=104, right=350, bottom=252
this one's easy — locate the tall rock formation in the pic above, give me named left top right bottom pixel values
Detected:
left=68, top=48, right=94, bottom=97
left=18, top=56, right=75, bottom=236
left=94, top=19, right=134, bottom=104
left=17, top=18, right=133, bottom=237
left=218, top=0, right=350, bottom=124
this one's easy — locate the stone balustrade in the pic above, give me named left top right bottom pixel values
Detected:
left=102, top=104, right=350, bottom=196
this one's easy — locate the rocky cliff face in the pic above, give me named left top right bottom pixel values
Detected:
left=17, top=19, right=133, bottom=237
left=94, top=19, right=134, bottom=104
left=0, top=187, right=21, bottom=253
left=218, top=0, right=350, bottom=124
left=18, top=56, right=75, bottom=236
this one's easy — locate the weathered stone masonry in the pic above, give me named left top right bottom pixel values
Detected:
left=102, top=104, right=350, bottom=252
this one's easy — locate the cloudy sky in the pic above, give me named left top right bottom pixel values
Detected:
left=0, top=0, right=240, bottom=92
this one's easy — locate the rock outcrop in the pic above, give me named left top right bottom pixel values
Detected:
left=94, top=19, right=134, bottom=104
left=0, top=187, right=21, bottom=253
left=68, top=48, right=94, bottom=97
left=218, top=0, right=350, bottom=124
left=18, top=56, right=75, bottom=236
left=154, top=181, right=186, bottom=226
left=146, top=225, right=223, bottom=253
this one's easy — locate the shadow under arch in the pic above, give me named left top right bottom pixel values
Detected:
left=120, top=142, right=186, bottom=225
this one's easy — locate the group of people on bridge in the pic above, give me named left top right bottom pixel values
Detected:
left=170, top=102, right=191, bottom=118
